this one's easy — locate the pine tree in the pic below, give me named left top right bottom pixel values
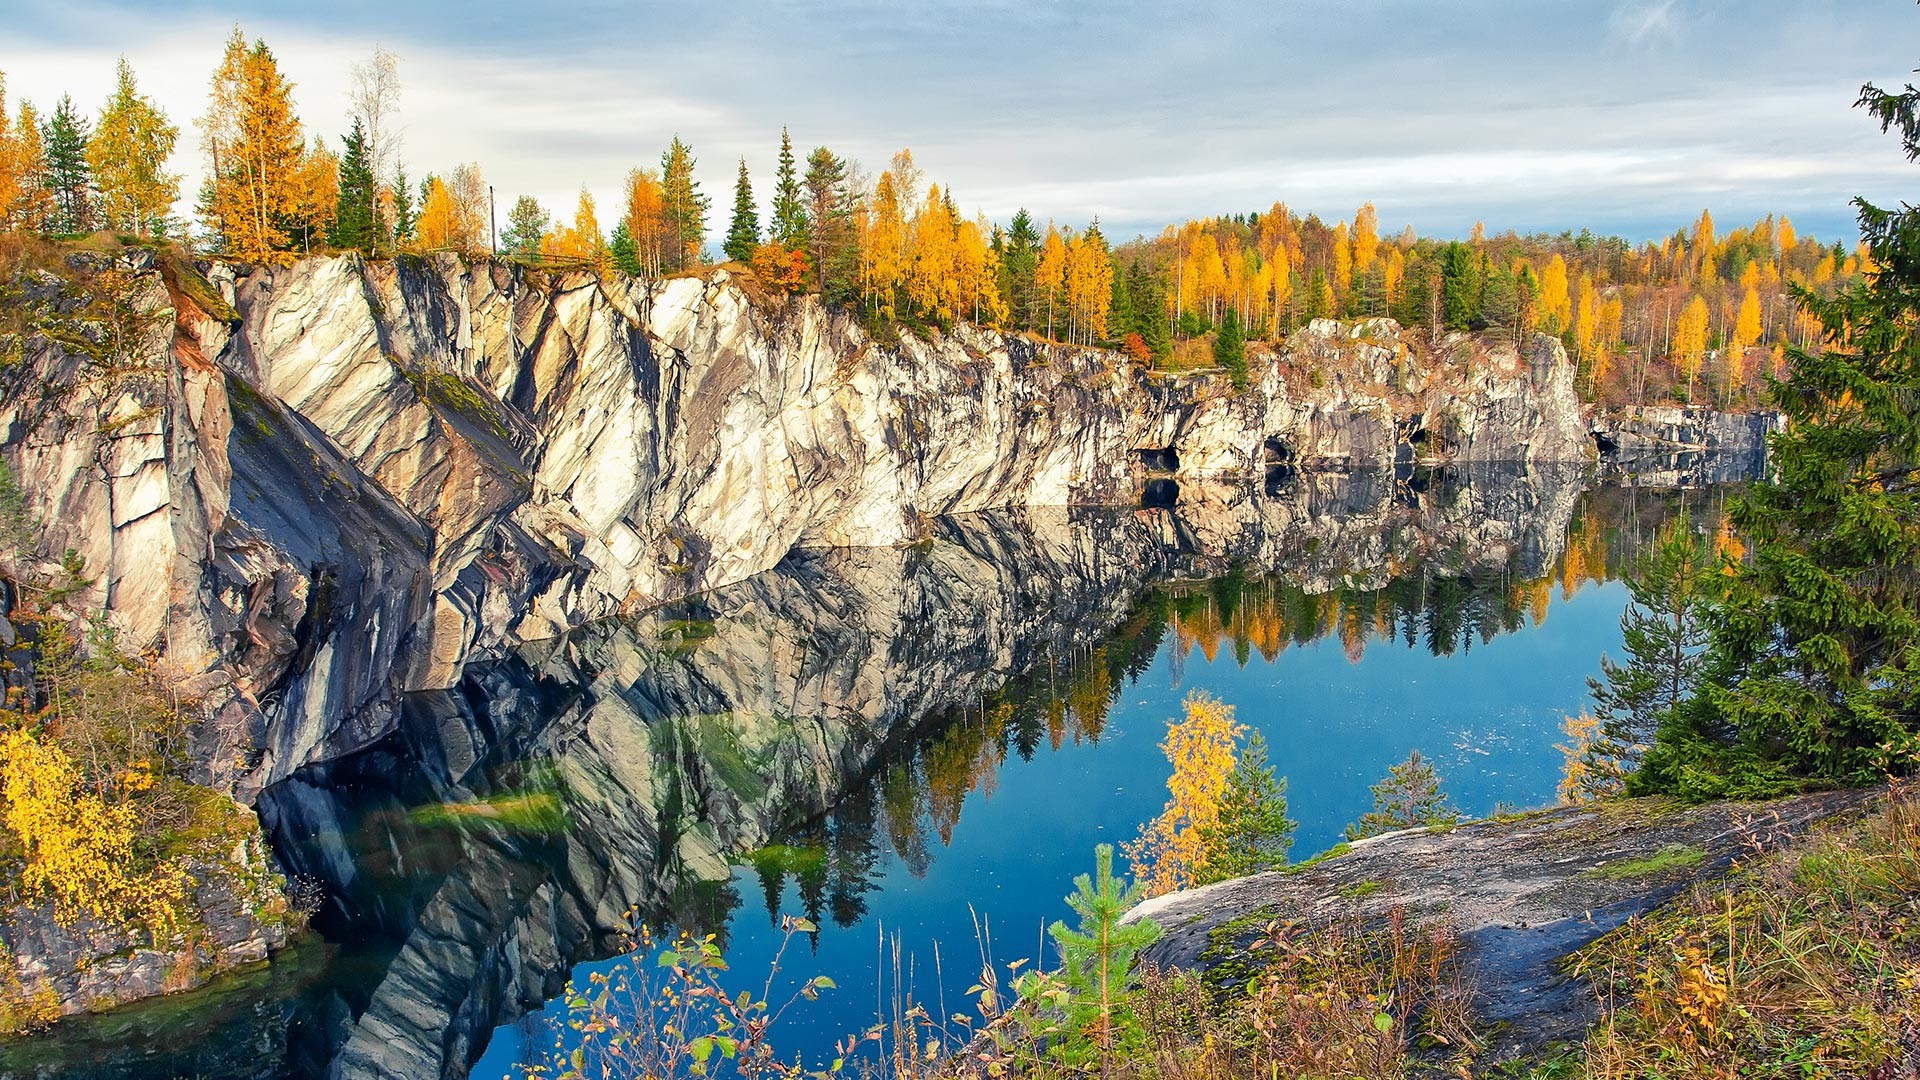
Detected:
left=1128, top=259, right=1171, bottom=363
left=88, top=59, right=179, bottom=238
left=1567, top=525, right=1716, bottom=798
left=722, top=156, right=759, bottom=263
left=1193, top=732, right=1296, bottom=884
left=41, top=95, right=92, bottom=234
left=1440, top=241, right=1482, bottom=329
left=770, top=126, right=807, bottom=249
left=1214, top=304, right=1248, bottom=388
left=1344, top=750, right=1459, bottom=840
left=329, top=118, right=377, bottom=252
left=659, top=135, right=708, bottom=271
left=802, top=146, right=854, bottom=300
left=1028, top=844, right=1162, bottom=1066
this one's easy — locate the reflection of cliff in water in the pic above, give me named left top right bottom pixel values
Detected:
left=184, top=466, right=1727, bottom=1079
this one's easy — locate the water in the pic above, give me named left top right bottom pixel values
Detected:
left=2, top=468, right=1738, bottom=1080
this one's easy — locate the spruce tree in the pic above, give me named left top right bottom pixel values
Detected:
left=1193, top=732, right=1296, bottom=883
left=1128, top=260, right=1171, bottom=363
left=770, top=127, right=807, bottom=249
left=391, top=166, right=416, bottom=245
left=608, top=221, right=641, bottom=276
left=41, top=95, right=92, bottom=234
left=1644, top=72, right=1920, bottom=795
left=1344, top=750, right=1459, bottom=840
left=330, top=118, right=378, bottom=252
left=1107, top=255, right=1134, bottom=346
left=1214, top=305, right=1248, bottom=388
left=1003, top=208, right=1039, bottom=330
left=722, top=157, right=760, bottom=263
left=1440, top=241, right=1482, bottom=329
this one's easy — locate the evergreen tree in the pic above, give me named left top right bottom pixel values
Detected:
left=1024, top=845, right=1162, bottom=1066
left=660, top=136, right=709, bottom=271
left=1479, top=263, right=1520, bottom=343
left=770, top=126, right=807, bottom=249
left=41, top=94, right=91, bottom=234
left=1193, top=732, right=1296, bottom=884
left=390, top=166, right=415, bottom=244
left=499, top=194, right=547, bottom=258
left=1002, top=208, right=1040, bottom=330
left=329, top=118, right=377, bottom=252
left=1303, top=268, right=1334, bottom=322
left=1107, top=255, right=1134, bottom=345
left=1440, top=241, right=1482, bottom=329
left=1344, top=750, right=1459, bottom=840
left=722, top=156, right=759, bottom=263
left=1214, top=304, right=1248, bottom=388
left=1128, top=259, right=1171, bottom=363
left=1643, top=73, right=1920, bottom=796
left=608, top=220, right=641, bottom=276
left=1561, top=524, right=1716, bottom=800
left=802, top=146, right=855, bottom=301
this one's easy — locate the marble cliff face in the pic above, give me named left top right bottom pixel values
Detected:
left=4, top=251, right=1609, bottom=792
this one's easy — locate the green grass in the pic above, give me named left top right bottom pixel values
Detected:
left=1587, top=842, right=1706, bottom=879
left=1337, top=880, right=1385, bottom=898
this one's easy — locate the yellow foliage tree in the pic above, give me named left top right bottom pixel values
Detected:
left=1673, top=294, right=1710, bottom=402
left=1331, top=220, right=1353, bottom=302
left=623, top=167, right=672, bottom=278
left=413, top=165, right=486, bottom=255
left=1036, top=224, right=1068, bottom=339
left=1352, top=202, right=1379, bottom=275
left=542, top=187, right=607, bottom=270
left=198, top=29, right=311, bottom=260
left=87, top=58, right=180, bottom=238
left=1121, top=690, right=1245, bottom=897
left=0, top=729, right=185, bottom=939
left=1538, top=255, right=1571, bottom=333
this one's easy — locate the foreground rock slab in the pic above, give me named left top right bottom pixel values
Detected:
left=1131, top=787, right=1883, bottom=1062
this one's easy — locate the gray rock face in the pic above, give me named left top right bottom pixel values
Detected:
left=0, top=253, right=1695, bottom=797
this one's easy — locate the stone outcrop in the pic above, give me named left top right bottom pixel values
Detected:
left=0, top=825, right=293, bottom=1027
left=1130, top=787, right=1883, bottom=1067
left=3, top=252, right=1621, bottom=795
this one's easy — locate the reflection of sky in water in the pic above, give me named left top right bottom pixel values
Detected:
left=477, top=572, right=1630, bottom=1077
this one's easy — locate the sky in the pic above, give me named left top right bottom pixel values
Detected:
left=5, top=0, right=1917, bottom=247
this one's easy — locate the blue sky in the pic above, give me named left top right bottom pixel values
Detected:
left=6, top=0, right=1916, bottom=245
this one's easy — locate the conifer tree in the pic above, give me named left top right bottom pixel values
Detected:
left=722, top=156, right=759, bottom=263
left=1030, top=844, right=1162, bottom=1065
left=1002, top=208, right=1039, bottom=330
left=88, top=59, right=178, bottom=238
left=329, top=118, right=377, bottom=252
left=802, top=146, right=854, bottom=299
left=659, top=135, right=708, bottom=271
left=1127, top=259, right=1171, bottom=363
left=390, top=165, right=415, bottom=244
left=1214, top=304, right=1248, bottom=388
left=770, top=126, right=806, bottom=249
left=41, top=95, right=92, bottom=234
left=1193, top=732, right=1296, bottom=884
left=608, top=220, right=640, bottom=276
left=1344, top=749, right=1459, bottom=840
left=1642, top=70, right=1920, bottom=795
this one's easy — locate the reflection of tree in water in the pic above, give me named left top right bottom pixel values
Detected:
left=741, top=484, right=1746, bottom=933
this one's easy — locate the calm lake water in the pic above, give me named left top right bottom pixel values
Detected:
left=0, top=467, right=1738, bottom=1080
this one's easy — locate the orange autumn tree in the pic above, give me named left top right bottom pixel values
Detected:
left=198, top=29, right=332, bottom=259
left=1122, top=689, right=1244, bottom=896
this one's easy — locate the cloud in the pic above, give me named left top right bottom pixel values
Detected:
left=0, top=0, right=1909, bottom=246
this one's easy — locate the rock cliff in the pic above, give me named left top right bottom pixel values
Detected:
left=3, top=252, right=1606, bottom=793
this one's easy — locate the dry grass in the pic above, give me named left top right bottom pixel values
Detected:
left=1562, top=784, right=1920, bottom=1079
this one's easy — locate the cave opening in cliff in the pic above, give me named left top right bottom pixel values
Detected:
left=1262, top=435, right=1296, bottom=465
left=1263, top=464, right=1297, bottom=497
left=1142, top=477, right=1180, bottom=508
left=1593, top=430, right=1620, bottom=455
left=1135, top=447, right=1180, bottom=473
